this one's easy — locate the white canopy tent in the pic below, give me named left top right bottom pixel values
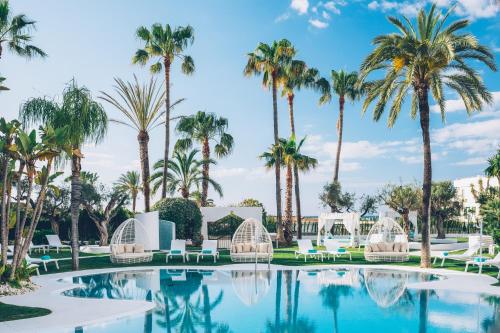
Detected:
left=316, top=212, right=360, bottom=246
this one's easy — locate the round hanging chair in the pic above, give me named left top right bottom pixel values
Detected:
left=364, top=217, right=409, bottom=262
left=230, top=218, right=273, bottom=263
left=110, top=218, right=154, bottom=264
left=364, top=269, right=408, bottom=308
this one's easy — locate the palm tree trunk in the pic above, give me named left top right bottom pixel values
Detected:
left=418, top=87, right=432, bottom=268
left=1, top=156, right=9, bottom=264
left=138, top=131, right=151, bottom=212
left=334, top=95, right=345, bottom=182
left=292, top=270, right=300, bottom=326
left=418, top=290, right=428, bottom=333
left=201, top=137, right=210, bottom=207
left=284, top=164, right=293, bottom=244
left=284, top=270, right=292, bottom=325
left=436, top=216, right=445, bottom=239
left=275, top=270, right=282, bottom=332
left=272, top=74, right=283, bottom=242
left=288, top=93, right=303, bottom=239
left=161, top=59, right=171, bottom=199
left=132, top=194, right=137, bottom=213
left=202, top=285, right=212, bottom=333
left=71, top=152, right=82, bottom=270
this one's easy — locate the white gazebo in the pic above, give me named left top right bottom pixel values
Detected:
left=317, top=212, right=360, bottom=246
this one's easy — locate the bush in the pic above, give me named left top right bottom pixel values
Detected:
left=208, top=213, right=244, bottom=237
left=153, top=198, right=202, bottom=244
left=32, top=229, right=53, bottom=245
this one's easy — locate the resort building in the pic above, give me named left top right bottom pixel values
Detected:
left=453, top=175, right=499, bottom=222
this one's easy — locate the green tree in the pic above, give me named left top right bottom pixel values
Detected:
left=485, top=149, right=500, bottom=185
left=175, top=111, right=233, bottom=207
left=0, top=0, right=46, bottom=60
left=100, top=76, right=169, bottom=212
left=244, top=39, right=296, bottom=242
left=151, top=149, right=222, bottom=200
left=319, top=181, right=355, bottom=213
left=322, top=70, right=363, bottom=182
left=380, top=183, right=421, bottom=236
left=114, top=171, right=141, bottom=213
left=431, top=181, right=461, bottom=239
left=359, top=5, right=496, bottom=267
left=281, top=60, right=329, bottom=239
left=261, top=136, right=317, bottom=244
left=20, top=80, right=108, bottom=270
left=133, top=23, right=195, bottom=199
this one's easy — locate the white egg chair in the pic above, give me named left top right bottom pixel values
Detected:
left=364, top=217, right=409, bottom=262
left=110, top=218, right=154, bottom=264
left=230, top=218, right=273, bottom=264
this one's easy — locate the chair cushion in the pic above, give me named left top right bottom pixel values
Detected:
left=236, top=244, right=244, bottom=253
left=134, top=244, right=145, bottom=253
left=170, top=250, right=182, bottom=255
left=257, top=243, right=270, bottom=253
left=242, top=243, right=253, bottom=252
left=202, top=249, right=213, bottom=254
left=308, top=249, right=318, bottom=254
left=112, top=244, right=125, bottom=255
left=124, top=244, right=135, bottom=253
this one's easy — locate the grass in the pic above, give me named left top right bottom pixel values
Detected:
left=28, top=245, right=500, bottom=281
left=0, top=302, right=51, bottom=322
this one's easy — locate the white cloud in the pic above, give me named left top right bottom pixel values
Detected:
left=309, top=18, right=329, bottom=29
left=432, top=118, right=500, bottom=144
left=368, top=1, right=379, bottom=10
left=322, top=11, right=331, bottom=19
left=454, top=157, right=487, bottom=166
left=275, top=12, right=291, bottom=22
left=291, top=0, right=309, bottom=15
left=431, top=91, right=500, bottom=114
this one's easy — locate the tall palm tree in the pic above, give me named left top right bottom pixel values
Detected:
left=485, top=149, right=500, bottom=186
left=20, top=80, right=108, bottom=270
left=100, top=75, right=168, bottom=212
left=133, top=23, right=195, bottom=199
left=244, top=39, right=296, bottom=242
left=175, top=111, right=233, bottom=207
left=0, top=0, right=46, bottom=60
left=281, top=60, right=329, bottom=238
left=151, top=149, right=222, bottom=200
left=359, top=4, right=496, bottom=268
left=322, top=70, right=363, bottom=182
left=261, top=136, right=317, bottom=245
left=114, top=171, right=142, bottom=213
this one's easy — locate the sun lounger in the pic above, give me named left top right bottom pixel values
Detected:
left=295, top=239, right=324, bottom=262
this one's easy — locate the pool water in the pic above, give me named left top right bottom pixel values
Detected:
left=64, top=268, right=499, bottom=333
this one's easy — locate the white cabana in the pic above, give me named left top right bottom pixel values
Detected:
left=317, top=212, right=360, bottom=246
left=200, top=206, right=262, bottom=240
left=135, top=211, right=160, bottom=251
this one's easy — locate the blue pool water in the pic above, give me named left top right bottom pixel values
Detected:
left=64, top=268, right=499, bottom=333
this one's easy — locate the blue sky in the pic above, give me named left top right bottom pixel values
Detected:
left=2, top=0, right=500, bottom=214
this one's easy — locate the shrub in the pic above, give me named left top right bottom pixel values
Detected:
left=153, top=198, right=202, bottom=244
left=208, top=213, right=244, bottom=237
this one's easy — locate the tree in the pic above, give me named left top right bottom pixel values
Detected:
left=43, top=183, right=69, bottom=236
left=380, top=183, right=421, bottom=236
left=485, top=149, right=500, bottom=185
left=244, top=39, right=296, bottom=242
left=20, top=80, right=108, bottom=270
left=319, top=181, right=355, bottom=213
left=133, top=23, right=195, bottom=199
left=151, top=149, right=222, bottom=200
left=0, top=0, right=46, bottom=60
left=359, top=5, right=496, bottom=267
left=261, top=136, right=317, bottom=244
left=175, top=111, right=233, bottom=207
left=114, top=171, right=141, bottom=213
left=281, top=60, right=329, bottom=239
left=100, top=76, right=169, bottom=212
left=80, top=173, right=128, bottom=246
left=359, top=194, right=379, bottom=217
left=322, top=70, right=363, bottom=182
left=431, top=181, right=461, bottom=239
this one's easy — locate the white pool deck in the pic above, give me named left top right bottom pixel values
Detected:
left=0, top=264, right=499, bottom=333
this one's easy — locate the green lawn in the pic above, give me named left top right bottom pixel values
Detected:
left=0, top=302, right=51, bottom=322
left=28, top=246, right=500, bottom=281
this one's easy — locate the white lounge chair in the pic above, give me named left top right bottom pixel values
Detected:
left=26, top=253, right=59, bottom=272
left=465, top=252, right=500, bottom=276
left=295, top=239, right=324, bottom=262
left=324, top=239, right=351, bottom=261
left=164, top=240, right=188, bottom=263
left=197, top=240, right=219, bottom=263
left=46, top=235, right=72, bottom=253
left=434, top=246, right=479, bottom=267
left=6, top=256, right=41, bottom=276
left=29, top=241, right=48, bottom=254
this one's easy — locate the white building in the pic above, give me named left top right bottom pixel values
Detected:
left=453, top=175, right=499, bottom=221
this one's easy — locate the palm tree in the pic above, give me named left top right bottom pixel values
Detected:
left=261, top=136, right=317, bottom=244
left=151, top=149, right=222, bottom=200
left=322, top=70, right=363, bottom=182
left=244, top=39, right=296, bottom=242
left=100, top=75, right=168, bottom=212
left=359, top=4, right=496, bottom=267
left=281, top=60, right=329, bottom=239
left=175, top=111, right=233, bottom=207
left=133, top=23, right=195, bottom=199
left=20, top=80, right=108, bottom=270
left=485, top=149, right=500, bottom=186
left=0, top=0, right=46, bottom=60
left=114, top=171, right=141, bottom=213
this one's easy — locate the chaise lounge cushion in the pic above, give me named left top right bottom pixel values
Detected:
left=124, top=244, right=135, bottom=253
left=111, top=244, right=125, bottom=255
left=134, top=244, right=144, bottom=253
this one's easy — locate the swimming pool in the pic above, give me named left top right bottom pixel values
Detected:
left=63, top=268, right=499, bottom=333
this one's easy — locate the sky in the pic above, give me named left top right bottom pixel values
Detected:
left=1, top=0, right=500, bottom=215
